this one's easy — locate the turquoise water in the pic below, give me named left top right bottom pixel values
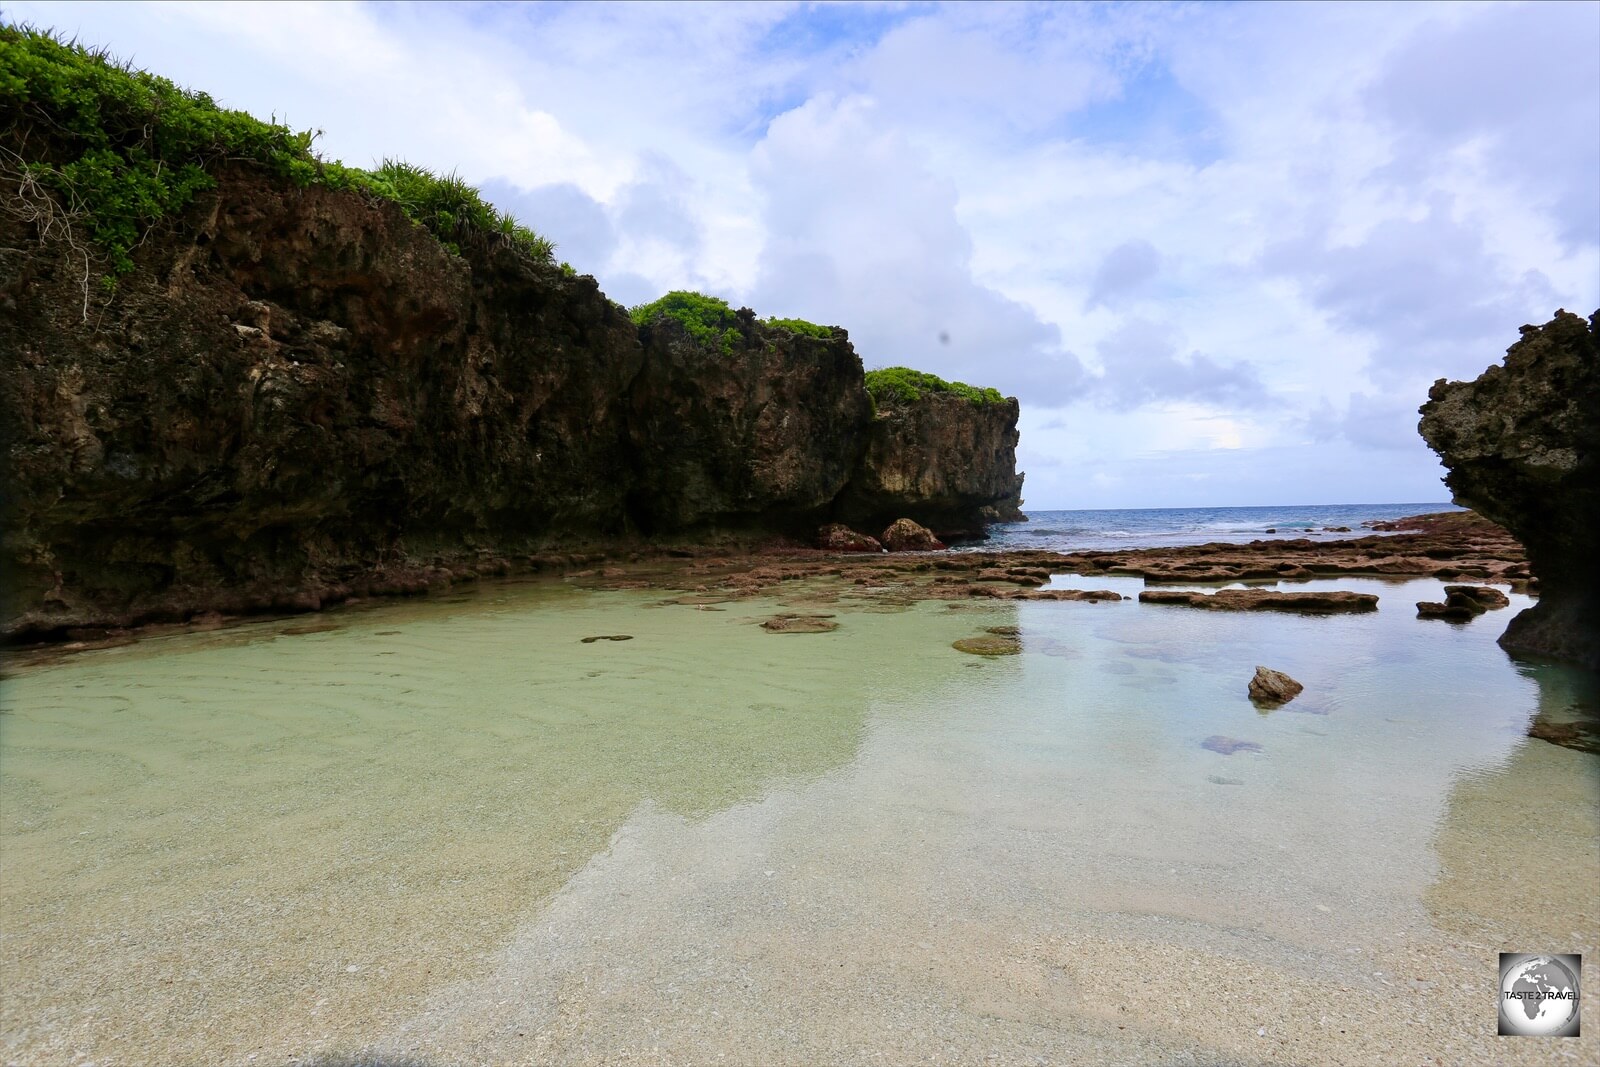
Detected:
left=986, top=501, right=1461, bottom=551
left=1, top=572, right=1596, bottom=1064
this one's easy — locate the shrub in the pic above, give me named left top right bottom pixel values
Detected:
left=630, top=290, right=743, bottom=354
left=0, top=25, right=553, bottom=274
left=863, top=367, right=1006, bottom=407
left=763, top=316, right=834, bottom=340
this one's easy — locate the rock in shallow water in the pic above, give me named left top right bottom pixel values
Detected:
left=1248, top=666, right=1304, bottom=706
left=1202, top=736, right=1262, bottom=755
left=1416, top=584, right=1509, bottom=621
left=760, top=614, right=839, bottom=634
left=1138, top=589, right=1378, bottom=614
left=1018, top=588, right=1125, bottom=602
left=952, top=634, right=1021, bottom=656
left=1444, top=584, right=1510, bottom=610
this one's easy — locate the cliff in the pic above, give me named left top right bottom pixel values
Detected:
left=626, top=312, right=872, bottom=534
left=0, top=30, right=1023, bottom=637
left=1417, top=309, right=1599, bottom=669
left=835, top=390, right=1025, bottom=539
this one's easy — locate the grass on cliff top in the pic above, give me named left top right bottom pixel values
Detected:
left=0, top=25, right=554, bottom=275
left=629, top=291, right=839, bottom=353
left=630, top=291, right=744, bottom=354
left=764, top=316, right=835, bottom=340
left=865, top=367, right=1006, bottom=406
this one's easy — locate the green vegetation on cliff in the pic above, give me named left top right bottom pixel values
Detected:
left=630, top=291, right=743, bottom=354
left=0, top=25, right=553, bottom=274
left=629, top=292, right=839, bottom=351
left=864, top=367, right=1005, bottom=407
left=764, top=317, right=834, bottom=340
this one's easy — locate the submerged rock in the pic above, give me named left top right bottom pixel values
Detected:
left=760, top=614, right=839, bottom=634
left=580, top=634, right=635, bottom=643
left=1527, top=718, right=1600, bottom=755
left=881, top=518, right=946, bottom=552
left=1418, top=309, right=1599, bottom=668
left=952, top=634, right=1021, bottom=656
left=1138, top=589, right=1378, bottom=614
left=1248, top=666, right=1304, bottom=706
left=1202, top=736, right=1263, bottom=755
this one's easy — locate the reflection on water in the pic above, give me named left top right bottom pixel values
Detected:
left=2, top=575, right=1596, bottom=1064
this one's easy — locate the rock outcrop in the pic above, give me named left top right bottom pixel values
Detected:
left=880, top=518, right=946, bottom=552
left=1418, top=310, right=1599, bottom=669
left=0, top=170, right=1024, bottom=638
left=835, top=392, right=1025, bottom=539
left=1248, top=666, right=1303, bottom=706
left=815, top=524, right=883, bottom=553
left=1416, top=584, right=1511, bottom=622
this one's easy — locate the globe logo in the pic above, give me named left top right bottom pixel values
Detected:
left=1499, top=953, right=1581, bottom=1037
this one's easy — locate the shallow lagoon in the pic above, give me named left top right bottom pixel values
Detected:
left=2, top=574, right=1596, bottom=1064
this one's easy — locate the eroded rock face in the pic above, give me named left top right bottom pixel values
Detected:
left=1418, top=310, right=1599, bottom=668
left=2, top=170, right=644, bottom=636
left=627, top=317, right=871, bottom=534
left=836, top=392, right=1025, bottom=537
left=0, top=166, right=1024, bottom=638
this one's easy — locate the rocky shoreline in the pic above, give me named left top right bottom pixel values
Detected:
left=3, top=509, right=1526, bottom=655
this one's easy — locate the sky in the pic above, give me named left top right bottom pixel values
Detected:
left=8, top=0, right=1598, bottom=509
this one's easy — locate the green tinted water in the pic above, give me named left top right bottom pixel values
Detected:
left=2, top=575, right=1596, bottom=1064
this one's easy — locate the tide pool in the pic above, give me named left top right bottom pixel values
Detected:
left=2, top=574, right=1595, bottom=1064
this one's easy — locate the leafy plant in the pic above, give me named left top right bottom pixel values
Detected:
left=630, top=290, right=744, bottom=354
left=763, top=316, right=834, bottom=340
left=863, top=367, right=1006, bottom=407
left=0, top=25, right=554, bottom=275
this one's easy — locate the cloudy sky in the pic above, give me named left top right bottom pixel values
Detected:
left=10, top=1, right=1598, bottom=509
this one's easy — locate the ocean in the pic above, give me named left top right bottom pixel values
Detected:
left=978, top=501, right=1462, bottom=552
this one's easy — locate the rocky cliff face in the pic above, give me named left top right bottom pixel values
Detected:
left=627, top=316, right=871, bottom=534
left=0, top=170, right=1022, bottom=638
left=834, top=393, right=1025, bottom=539
left=1, top=169, right=645, bottom=635
left=1418, top=309, right=1599, bottom=669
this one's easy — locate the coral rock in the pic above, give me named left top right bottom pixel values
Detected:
left=1138, top=589, right=1378, bottom=614
left=1248, top=666, right=1304, bottom=706
left=815, top=524, right=883, bottom=553
left=1418, top=309, right=1599, bottom=668
left=881, top=518, right=946, bottom=552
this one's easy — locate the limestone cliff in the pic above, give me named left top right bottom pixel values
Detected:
left=834, top=392, right=1025, bottom=539
left=0, top=174, right=1021, bottom=638
left=1417, top=309, right=1599, bottom=669
left=626, top=315, right=871, bottom=534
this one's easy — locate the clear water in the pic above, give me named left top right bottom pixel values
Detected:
left=982, top=501, right=1463, bottom=552
left=2, top=573, right=1596, bottom=1064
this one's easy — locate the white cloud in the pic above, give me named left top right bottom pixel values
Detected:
left=6, top=0, right=1596, bottom=508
